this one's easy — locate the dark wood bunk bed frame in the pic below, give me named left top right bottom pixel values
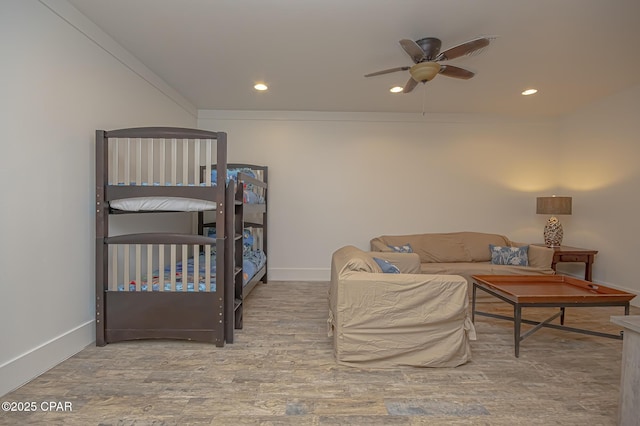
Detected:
left=197, top=163, right=268, bottom=330
left=95, top=127, right=243, bottom=347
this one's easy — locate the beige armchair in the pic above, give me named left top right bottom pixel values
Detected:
left=328, top=245, right=475, bottom=368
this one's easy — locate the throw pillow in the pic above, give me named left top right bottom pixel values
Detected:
left=387, top=243, right=413, bottom=253
left=489, top=244, right=529, bottom=266
left=373, top=257, right=401, bottom=274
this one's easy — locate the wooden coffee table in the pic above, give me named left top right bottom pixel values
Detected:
left=471, top=275, right=635, bottom=357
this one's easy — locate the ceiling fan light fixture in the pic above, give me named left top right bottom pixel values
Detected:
left=390, top=86, right=404, bottom=93
left=254, top=83, right=268, bottom=91
left=409, top=62, right=441, bottom=82
left=522, top=88, right=538, bottom=96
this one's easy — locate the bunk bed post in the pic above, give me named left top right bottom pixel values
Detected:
left=224, top=181, right=238, bottom=340
left=95, top=130, right=108, bottom=346
left=215, top=132, right=229, bottom=343
left=234, top=181, right=244, bottom=328
left=262, top=167, right=268, bottom=283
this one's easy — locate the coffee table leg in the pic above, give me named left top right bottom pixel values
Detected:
left=514, top=304, right=522, bottom=358
left=560, top=307, right=565, bottom=325
left=472, top=283, right=477, bottom=323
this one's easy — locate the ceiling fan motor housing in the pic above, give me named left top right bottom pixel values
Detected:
left=415, top=37, right=442, bottom=61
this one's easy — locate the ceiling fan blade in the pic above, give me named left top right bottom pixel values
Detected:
left=364, top=66, right=410, bottom=77
left=439, top=65, right=475, bottom=79
left=403, top=77, right=419, bottom=93
left=399, top=39, right=426, bottom=63
left=436, top=37, right=492, bottom=61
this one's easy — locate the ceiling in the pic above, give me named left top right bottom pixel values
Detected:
left=67, top=0, right=640, bottom=118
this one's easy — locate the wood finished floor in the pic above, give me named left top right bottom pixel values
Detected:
left=2, top=281, right=637, bottom=425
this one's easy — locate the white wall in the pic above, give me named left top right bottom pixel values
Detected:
left=199, top=110, right=562, bottom=280
left=0, top=0, right=196, bottom=396
left=558, top=84, right=640, bottom=298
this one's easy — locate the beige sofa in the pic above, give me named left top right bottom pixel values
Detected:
left=370, top=231, right=555, bottom=298
left=328, top=245, right=475, bottom=368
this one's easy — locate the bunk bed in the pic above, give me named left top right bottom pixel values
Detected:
left=198, top=164, right=268, bottom=329
left=95, top=127, right=242, bottom=347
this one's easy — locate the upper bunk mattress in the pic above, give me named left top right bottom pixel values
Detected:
left=110, top=197, right=216, bottom=212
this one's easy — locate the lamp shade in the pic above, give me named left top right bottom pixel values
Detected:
left=536, top=196, right=572, bottom=215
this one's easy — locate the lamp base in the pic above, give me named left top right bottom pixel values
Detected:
left=543, top=216, right=563, bottom=247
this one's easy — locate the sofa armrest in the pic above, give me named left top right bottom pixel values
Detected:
left=527, top=244, right=554, bottom=269
left=367, top=251, right=421, bottom=274
left=511, top=242, right=554, bottom=269
left=370, top=238, right=392, bottom=252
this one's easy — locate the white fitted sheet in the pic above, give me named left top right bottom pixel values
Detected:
left=110, top=197, right=216, bottom=212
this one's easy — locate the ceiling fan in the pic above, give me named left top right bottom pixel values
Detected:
left=364, top=36, right=494, bottom=93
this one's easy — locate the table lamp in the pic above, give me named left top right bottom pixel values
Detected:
left=536, top=196, right=572, bottom=247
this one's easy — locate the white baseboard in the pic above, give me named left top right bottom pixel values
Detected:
left=269, top=268, right=329, bottom=282
left=0, top=320, right=94, bottom=397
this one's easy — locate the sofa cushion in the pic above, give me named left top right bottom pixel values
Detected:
left=373, top=257, right=401, bottom=273
left=372, top=232, right=511, bottom=263
left=420, top=261, right=553, bottom=278
left=457, top=232, right=511, bottom=262
left=374, top=234, right=467, bottom=262
left=419, top=261, right=555, bottom=300
left=420, top=262, right=495, bottom=278
left=489, top=244, right=529, bottom=266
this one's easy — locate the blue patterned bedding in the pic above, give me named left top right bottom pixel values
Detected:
left=212, top=168, right=265, bottom=204
left=241, top=227, right=267, bottom=284
left=118, top=252, right=218, bottom=292
left=119, top=229, right=266, bottom=292
left=243, top=249, right=267, bottom=284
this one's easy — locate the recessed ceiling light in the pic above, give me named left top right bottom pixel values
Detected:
left=390, top=86, right=404, bottom=93
left=522, top=88, right=538, bottom=96
left=254, top=83, right=268, bottom=91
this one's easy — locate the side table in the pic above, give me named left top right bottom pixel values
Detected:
left=533, top=245, right=598, bottom=282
